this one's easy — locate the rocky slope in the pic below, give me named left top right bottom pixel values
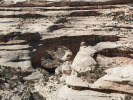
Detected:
left=59, top=45, right=133, bottom=100
left=0, top=0, right=133, bottom=100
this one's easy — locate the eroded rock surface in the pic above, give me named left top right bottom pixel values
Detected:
left=0, top=0, right=133, bottom=100
left=58, top=45, right=133, bottom=100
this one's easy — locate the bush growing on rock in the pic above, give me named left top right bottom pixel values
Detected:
left=32, top=92, right=46, bottom=100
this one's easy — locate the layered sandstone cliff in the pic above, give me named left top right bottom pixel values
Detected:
left=0, top=0, right=132, bottom=100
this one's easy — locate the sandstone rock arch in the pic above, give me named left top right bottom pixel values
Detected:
left=31, top=35, right=120, bottom=67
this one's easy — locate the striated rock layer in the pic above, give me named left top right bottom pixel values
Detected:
left=0, top=0, right=132, bottom=7
left=58, top=45, right=133, bottom=100
left=0, top=0, right=132, bottom=100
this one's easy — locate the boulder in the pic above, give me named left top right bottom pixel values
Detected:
left=62, top=61, right=72, bottom=75
left=66, top=74, right=90, bottom=87
left=72, top=46, right=97, bottom=72
left=61, top=50, right=73, bottom=61
left=24, top=70, right=44, bottom=80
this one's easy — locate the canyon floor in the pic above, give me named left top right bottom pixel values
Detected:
left=0, top=0, right=133, bottom=100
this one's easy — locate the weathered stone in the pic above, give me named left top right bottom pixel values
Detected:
left=58, top=85, right=126, bottom=100
left=0, top=1, right=132, bottom=100
left=62, top=61, right=72, bottom=75
left=92, top=65, right=133, bottom=94
left=24, top=70, right=44, bottom=80
left=0, top=0, right=132, bottom=7
left=72, top=46, right=97, bottom=72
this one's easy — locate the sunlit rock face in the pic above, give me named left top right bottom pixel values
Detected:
left=92, top=65, right=133, bottom=94
left=65, top=45, right=97, bottom=88
left=72, top=46, right=97, bottom=73
left=0, top=0, right=132, bottom=99
left=58, top=45, right=133, bottom=100
left=1, top=0, right=27, bottom=4
left=62, top=61, right=72, bottom=75
left=61, top=51, right=73, bottom=61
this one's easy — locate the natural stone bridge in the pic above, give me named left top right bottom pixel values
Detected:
left=0, top=0, right=132, bottom=70
left=0, top=1, right=133, bottom=99
left=32, top=35, right=119, bottom=67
